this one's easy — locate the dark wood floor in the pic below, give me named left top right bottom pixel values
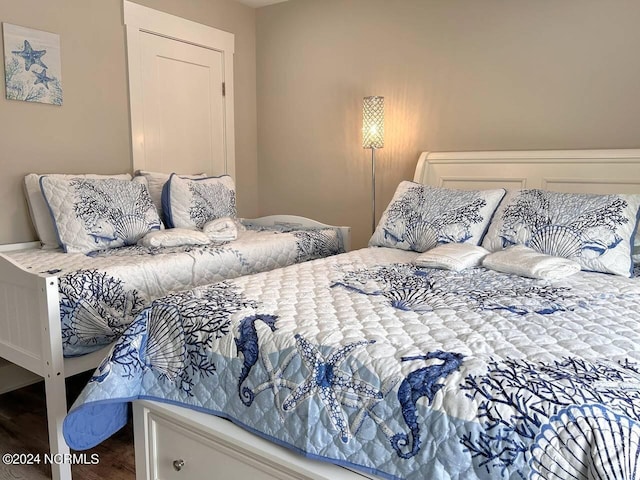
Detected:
left=0, top=373, right=135, bottom=480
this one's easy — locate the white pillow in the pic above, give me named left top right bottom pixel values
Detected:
left=482, top=245, right=581, bottom=280
left=135, top=170, right=206, bottom=220
left=138, top=228, right=209, bottom=248
left=40, top=176, right=161, bottom=253
left=202, top=217, right=240, bottom=242
left=24, top=173, right=131, bottom=249
left=162, top=174, right=236, bottom=229
left=414, top=243, right=489, bottom=271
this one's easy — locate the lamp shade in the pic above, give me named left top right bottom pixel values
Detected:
left=362, top=96, right=384, bottom=149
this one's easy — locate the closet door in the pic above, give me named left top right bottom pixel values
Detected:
left=124, top=1, right=235, bottom=177
left=139, top=33, right=225, bottom=175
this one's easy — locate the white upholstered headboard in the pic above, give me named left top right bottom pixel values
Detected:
left=413, top=149, right=640, bottom=195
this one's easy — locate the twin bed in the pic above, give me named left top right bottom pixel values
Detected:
left=61, top=149, right=639, bottom=480
left=0, top=161, right=348, bottom=480
left=3, top=148, right=640, bottom=480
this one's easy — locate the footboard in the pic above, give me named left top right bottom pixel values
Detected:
left=0, top=242, right=63, bottom=378
left=0, top=242, right=72, bottom=480
left=246, top=215, right=351, bottom=252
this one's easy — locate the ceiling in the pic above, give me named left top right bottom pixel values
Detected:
left=235, top=0, right=289, bottom=7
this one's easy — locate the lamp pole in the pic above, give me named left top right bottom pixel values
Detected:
left=362, top=95, right=384, bottom=234
left=371, top=146, right=376, bottom=234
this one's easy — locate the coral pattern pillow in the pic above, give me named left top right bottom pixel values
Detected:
left=40, top=177, right=161, bottom=253
left=482, top=189, right=640, bottom=277
left=135, top=170, right=207, bottom=220
left=369, top=181, right=505, bottom=252
left=162, top=174, right=236, bottom=229
left=24, top=173, right=132, bottom=249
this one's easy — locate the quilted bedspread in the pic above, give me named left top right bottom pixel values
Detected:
left=64, top=247, right=640, bottom=479
left=4, top=225, right=342, bottom=356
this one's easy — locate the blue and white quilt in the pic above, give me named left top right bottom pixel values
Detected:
left=3, top=225, right=342, bottom=356
left=63, top=247, right=640, bottom=480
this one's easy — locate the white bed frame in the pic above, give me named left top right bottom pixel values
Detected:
left=132, top=148, right=640, bottom=480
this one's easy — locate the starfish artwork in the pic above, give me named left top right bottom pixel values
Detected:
left=12, top=39, right=47, bottom=71
left=3, top=23, right=63, bottom=105
left=33, top=68, right=53, bottom=89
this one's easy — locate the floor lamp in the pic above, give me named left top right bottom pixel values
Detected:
left=363, top=96, right=384, bottom=233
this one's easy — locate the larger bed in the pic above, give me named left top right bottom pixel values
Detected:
left=62, top=149, right=640, bottom=480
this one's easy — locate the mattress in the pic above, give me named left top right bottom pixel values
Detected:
left=63, top=247, right=640, bottom=479
left=4, top=225, right=343, bottom=356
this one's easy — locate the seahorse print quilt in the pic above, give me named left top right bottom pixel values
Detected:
left=63, top=247, right=640, bottom=480
left=3, top=225, right=343, bottom=356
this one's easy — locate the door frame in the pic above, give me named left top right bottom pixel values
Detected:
left=123, top=1, right=235, bottom=178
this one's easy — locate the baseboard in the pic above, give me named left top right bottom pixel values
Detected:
left=0, top=359, right=41, bottom=394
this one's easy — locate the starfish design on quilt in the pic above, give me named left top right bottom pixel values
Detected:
left=32, top=68, right=54, bottom=89
left=247, top=346, right=301, bottom=423
left=282, top=334, right=382, bottom=443
left=12, top=40, right=47, bottom=71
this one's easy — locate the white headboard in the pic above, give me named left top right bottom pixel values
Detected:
left=414, top=149, right=640, bottom=195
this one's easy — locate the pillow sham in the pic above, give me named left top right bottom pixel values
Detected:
left=162, top=174, right=236, bottom=229
left=135, top=170, right=206, bottom=219
left=40, top=176, right=161, bottom=253
left=369, top=181, right=506, bottom=252
left=482, top=189, right=640, bottom=277
left=24, top=173, right=132, bottom=249
left=414, top=243, right=489, bottom=271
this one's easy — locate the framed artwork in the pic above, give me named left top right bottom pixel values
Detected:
left=3, top=23, right=62, bottom=105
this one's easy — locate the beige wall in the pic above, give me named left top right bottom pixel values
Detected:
left=0, top=0, right=257, bottom=245
left=256, top=0, right=640, bottom=249
left=4, top=1, right=640, bottom=249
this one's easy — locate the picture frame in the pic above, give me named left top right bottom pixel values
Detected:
left=3, top=23, right=63, bottom=105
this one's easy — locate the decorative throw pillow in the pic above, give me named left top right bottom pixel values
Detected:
left=414, top=243, right=490, bottom=271
left=369, top=181, right=506, bottom=252
left=138, top=228, right=210, bottom=248
left=134, top=170, right=206, bottom=220
left=482, top=245, right=582, bottom=280
left=482, top=189, right=640, bottom=277
left=162, top=174, right=236, bottom=229
left=40, top=177, right=162, bottom=253
left=24, top=173, right=132, bottom=249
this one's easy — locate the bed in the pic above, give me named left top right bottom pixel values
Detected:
left=0, top=166, right=349, bottom=480
left=63, top=149, right=640, bottom=480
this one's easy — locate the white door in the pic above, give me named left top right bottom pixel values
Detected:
left=140, top=32, right=225, bottom=175
left=124, top=1, right=235, bottom=178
